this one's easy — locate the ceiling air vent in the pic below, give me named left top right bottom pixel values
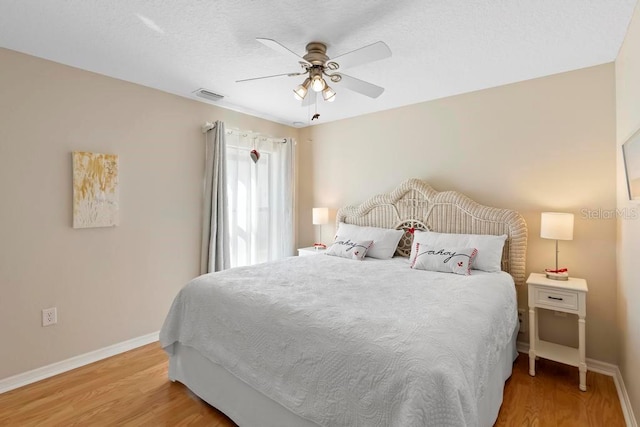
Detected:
left=194, top=88, right=224, bottom=102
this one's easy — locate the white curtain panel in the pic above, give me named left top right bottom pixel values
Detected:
left=226, top=132, right=295, bottom=268
left=201, top=121, right=230, bottom=274
left=275, top=137, right=296, bottom=259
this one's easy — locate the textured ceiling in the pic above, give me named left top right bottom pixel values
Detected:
left=0, top=0, right=636, bottom=127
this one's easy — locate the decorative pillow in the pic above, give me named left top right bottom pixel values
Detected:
left=335, top=223, right=404, bottom=259
left=411, top=231, right=507, bottom=273
left=410, top=243, right=478, bottom=275
left=326, top=238, right=373, bottom=261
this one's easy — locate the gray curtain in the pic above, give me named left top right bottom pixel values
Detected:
left=201, top=121, right=230, bottom=274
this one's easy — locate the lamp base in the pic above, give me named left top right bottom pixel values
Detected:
left=545, top=268, right=569, bottom=281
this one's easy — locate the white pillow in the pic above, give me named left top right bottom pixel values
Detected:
left=326, top=238, right=373, bottom=261
left=335, top=223, right=404, bottom=259
left=411, top=231, right=507, bottom=272
left=410, top=242, right=478, bottom=275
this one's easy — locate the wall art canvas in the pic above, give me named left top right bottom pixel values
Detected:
left=623, top=128, right=640, bottom=201
left=72, top=151, right=119, bottom=228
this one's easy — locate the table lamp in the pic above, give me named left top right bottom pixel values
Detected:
left=540, top=212, right=574, bottom=280
left=312, top=207, right=329, bottom=249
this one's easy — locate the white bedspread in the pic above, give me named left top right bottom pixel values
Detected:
left=160, top=255, right=517, bottom=427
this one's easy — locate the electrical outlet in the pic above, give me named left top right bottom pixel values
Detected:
left=517, top=308, right=527, bottom=334
left=42, top=307, right=57, bottom=327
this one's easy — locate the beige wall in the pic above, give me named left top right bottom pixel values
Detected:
left=616, top=1, right=640, bottom=418
left=0, top=48, right=298, bottom=380
left=299, top=64, right=618, bottom=363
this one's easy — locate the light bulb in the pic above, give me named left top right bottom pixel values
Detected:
left=311, top=75, right=326, bottom=92
left=322, top=86, right=336, bottom=102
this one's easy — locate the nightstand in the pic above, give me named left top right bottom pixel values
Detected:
left=527, top=272, right=588, bottom=391
left=297, top=247, right=326, bottom=256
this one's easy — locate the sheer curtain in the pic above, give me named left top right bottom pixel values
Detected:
left=226, top=132, right=295, bottom=268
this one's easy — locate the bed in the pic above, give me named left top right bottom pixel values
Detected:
left=160, top=178, right=528, bottom=427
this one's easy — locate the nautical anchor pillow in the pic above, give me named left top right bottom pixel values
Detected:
left=326, top=237, right=374, bottom=261
left=410, top=242, right=478, bottom=275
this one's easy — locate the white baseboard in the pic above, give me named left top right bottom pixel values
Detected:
left=0, top=331, right=159, bottom=394
left=615, top=368, right=639, bottom=427
left=516, top=341, right=637, bottom=427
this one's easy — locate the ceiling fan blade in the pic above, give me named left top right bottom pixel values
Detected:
left=256, top=38, right=310, bottom=65
left=336, top=73, right=385, bottom=98
left=236, top=72, right=304, bottom=83
left=331, top=41, right=391, bottom=70
left=301, top=90, right=317, bottom=107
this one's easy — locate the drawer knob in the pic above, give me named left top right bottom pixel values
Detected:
left=548, top=296, right=564, bottom=301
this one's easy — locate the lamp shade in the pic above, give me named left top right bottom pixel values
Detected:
left=312, top=207, right=329, bottom=225
left=293, top=78, right=311, bottom=101
left=540, top=212, right=574, bottom=240
left=322, top=86, right=336, bottom=102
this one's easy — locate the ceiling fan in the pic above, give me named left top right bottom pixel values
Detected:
left=236, top=38, right=391, bottom=104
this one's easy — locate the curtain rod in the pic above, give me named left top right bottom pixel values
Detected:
left=201, top=122, right=286, bottom=143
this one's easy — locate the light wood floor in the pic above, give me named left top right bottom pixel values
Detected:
left=0, top=342, right=626, bottom=426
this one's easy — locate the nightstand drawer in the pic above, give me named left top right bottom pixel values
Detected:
left=534, top=288, right=578, bottom=311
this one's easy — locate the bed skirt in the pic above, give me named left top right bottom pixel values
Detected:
left=167, top=326, right=519, bottom=427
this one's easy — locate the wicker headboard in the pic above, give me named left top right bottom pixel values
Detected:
left=336, top=179, right=528, bottom=286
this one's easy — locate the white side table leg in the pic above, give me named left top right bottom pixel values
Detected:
left=578, top=316, right=587, bottom=391
left=529, top=307, right=536, bottom=376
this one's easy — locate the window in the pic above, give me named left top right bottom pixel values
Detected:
left=226, top=132, right=294, bottom=267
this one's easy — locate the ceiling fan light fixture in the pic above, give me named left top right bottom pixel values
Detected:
left=293, top=78, right=311, bottom=100
left=311, top=75, right=326, bottom=92
left=244, top=38, right=390, bottom=106
left=322, top=86, right=336, bottom=102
